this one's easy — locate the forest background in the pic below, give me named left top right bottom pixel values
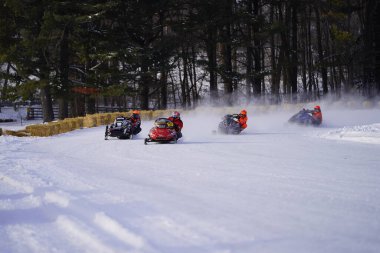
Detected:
left=0, top=0, right=379, bottom=122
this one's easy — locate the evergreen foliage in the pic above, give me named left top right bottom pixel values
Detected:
left=0, top=0, right=379, bottom=120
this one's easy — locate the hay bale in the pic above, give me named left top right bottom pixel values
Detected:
left=4, top=129, right=31, bottom=137
left=44, top=122, right=59, bottom=136
left=98, top=114, right=109, bottom=125
left=282, top=103, right=297, bottom=112
left=346, top=100, right=360, bottom=109
left=63, top=119, right=77, bottom=131
left=140, top=111, right=153, bottom=120
left=26, top=124, right=43, bottom=136
left=59, top=121, right=71, bottom=134
left=362, top=100, right=374, bottom=109
left=255, top=105, right=268, bottom=113
left=29, top=124, right=51, bottom=137
left=103, top=113, right=112, bottom=125
left=75, top=117, right=84, bottom=128
left=83, top=115, right=98, bottom=128
left=152, top=110, right=168, bottom=119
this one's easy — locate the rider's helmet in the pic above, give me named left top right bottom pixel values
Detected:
left=132, top=110, right=140, bottom=119
left=239, top=109, right=247, bottom=117
left=314, top=105, right=321, bottom=112
left=172, top=111, right=180, bottom=118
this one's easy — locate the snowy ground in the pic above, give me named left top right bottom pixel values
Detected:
left=1, top=107, right=380, bottom=253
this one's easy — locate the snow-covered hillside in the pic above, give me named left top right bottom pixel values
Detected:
left=1, top=108, right=380, bottom=253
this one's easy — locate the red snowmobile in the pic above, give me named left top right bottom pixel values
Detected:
left=144, top=118, right=178, bottom=145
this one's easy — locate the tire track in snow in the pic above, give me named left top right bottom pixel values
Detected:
left=94, top=212, right=145, bottom=249
left=38, top=187, right=147, bottom=252
left=0, top=172, right=34, bottom=194
left=43, top=191, right=71, bottom=208
left=2, top=137, right=149, bottom=252
left=56, top=215, right=115, bottom=253
left=7, top=225, right=52, bottom=253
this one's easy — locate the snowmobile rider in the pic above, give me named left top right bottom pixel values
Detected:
left=237, top=109, right=248, bottom=131
left=168, top=111, right=183, bottom=139
left=305, top=105, right=322, bottom=126
left=127, top=110, right=142, bottom=135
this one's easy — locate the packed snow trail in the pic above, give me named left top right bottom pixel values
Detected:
left=1, top=108, right=380, bottom=253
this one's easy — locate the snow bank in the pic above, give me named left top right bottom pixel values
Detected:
left=320, top=123, right=380, bottom=144
left=0, top=106, right=27, bottom=120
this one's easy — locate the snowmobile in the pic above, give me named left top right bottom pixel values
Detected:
left=288, top=109, right=315, bottom=126
left=144, top=118, right=178, bottom=145
left=105, top=116, right=134, bottom=140
left=217, top=114, right=242, bottom=135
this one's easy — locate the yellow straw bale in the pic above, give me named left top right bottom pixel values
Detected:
left=59, top=121, right=71, bottom=133
left=152, top=110, right=168, bottom=119
left=4, top=129, right=30, bottom=137
left=140, top=111, right=153, bottom=120
left=83, top=115, right=98, bottom=128
left=362, top=100, right=374, bottom=109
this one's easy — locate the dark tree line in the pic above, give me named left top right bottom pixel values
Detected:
left=0, top=0, right=379, bottom=121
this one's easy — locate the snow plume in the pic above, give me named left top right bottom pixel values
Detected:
left=186, top=95, right=380, bottom=127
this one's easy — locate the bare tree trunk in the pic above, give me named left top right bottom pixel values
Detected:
left=270, top=4, right=280, bottom=103
left=188, top=46, right=198, bottom=107
left=40, top=84, right=54, bottom=122
left=183, top=48, right=191, bottom=108
left=160, top=67, right=168, bottom=110
left=301, top=20, right=307, bottom=94
left=206, top=25, right=218, bottom=100
left=252, top=0, right=262, bottom=96
left=307, top=6, right=314, bottom=95
left=178, top=55, right=186, bottom=108
left=140, top=56, right=150, bottom=110
left=220, top=0, right=234, bottom=105
left=58, top=25, right=70, bottom=120
left=374, top=2, right=380, bottom=94
left=345, top=61, right=354, bottom=93
left=246, top=0, right=253, bottom=99
left=1, top=63, right=11, bottom=102
left=169, top=71, right=177, bottom=108
left=290, top=0, right=298, bottom=96
left=280, top=2, right=290, bottom=96
left=315, top=6, right=328, bottom=94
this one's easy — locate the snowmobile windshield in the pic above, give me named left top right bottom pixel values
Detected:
left=154, top=118, right=174, bottom=128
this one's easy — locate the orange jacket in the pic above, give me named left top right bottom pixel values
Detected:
left=128, top=115, right=141, bottom=127
left=238, top=115, right=248, bottom=129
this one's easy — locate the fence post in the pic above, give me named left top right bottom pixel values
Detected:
left=27, top=107, right=34, bottom=120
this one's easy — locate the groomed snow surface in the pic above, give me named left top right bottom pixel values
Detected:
left=1, top=107, right=380, bottom=253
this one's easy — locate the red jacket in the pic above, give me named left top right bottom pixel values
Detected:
left=168, top=117, right=183, bottom=132
left=312, top=111, right=322, bottom=125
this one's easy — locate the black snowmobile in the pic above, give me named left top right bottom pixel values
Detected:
left=105, top=116, right=134, bottom=140
left=218, top=114, right=242, bottom=135
left=288, top=109, right=316, bottom=126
